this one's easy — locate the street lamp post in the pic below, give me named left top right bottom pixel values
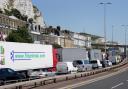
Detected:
left=112, top=25, right=114, bottom=46
left=100, top=2, right=111, bottom=54
left=122, top=25, right=128, bottom=58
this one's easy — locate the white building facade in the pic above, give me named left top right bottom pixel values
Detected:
left=72, top=33, right=91, bottom=48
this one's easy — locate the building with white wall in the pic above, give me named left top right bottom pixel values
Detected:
left=71, top=32, right=91, bottom=48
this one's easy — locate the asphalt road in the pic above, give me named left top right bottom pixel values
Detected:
left=73, top=69, right=128, bottom=89
left=32, top=62, right=128, bottom=89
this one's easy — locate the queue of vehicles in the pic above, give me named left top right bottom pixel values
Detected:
left=0, top=41, right=123, bottom=85
left=56, top=48, right=114, bottom=74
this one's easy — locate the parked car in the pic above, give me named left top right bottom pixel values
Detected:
left=0, top=68, right=26, bottom=85
left=90, top=60, right=102, bottom=69
left=73, top=60, right=92, bottom=72
left=56, top=62, right=77, bottom=74
left=102, top=60, right=112, bottom=67
left=109, top=55, right=121, bottom=65
left=106, top=60, right=112, bottom=66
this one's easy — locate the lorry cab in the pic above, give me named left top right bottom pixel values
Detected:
left=56, top=62, right=77, bottom=74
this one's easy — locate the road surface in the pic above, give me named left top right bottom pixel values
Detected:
left=73, top=69, right=128, bottom=89
left=32, top=62, right=128, bottom=89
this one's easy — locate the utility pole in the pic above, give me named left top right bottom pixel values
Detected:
left=122, top=25, right=128, bottom=58
left=112, top=25, right=114, bottom=46
left=99, top=2, right=112, bottom=54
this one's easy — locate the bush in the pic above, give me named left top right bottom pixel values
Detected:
left=6, top=27, right=33, bottom=43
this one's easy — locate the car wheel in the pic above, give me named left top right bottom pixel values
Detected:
left=0, top=80, right=5, bottom=86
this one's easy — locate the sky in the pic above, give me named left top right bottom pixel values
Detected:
left=32, top=0, right=128, bottom=45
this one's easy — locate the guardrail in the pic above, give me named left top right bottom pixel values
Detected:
left=0, top=60, right=128, bottom=89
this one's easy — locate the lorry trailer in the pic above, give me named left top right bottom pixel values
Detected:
left=0, top=41, right=58, bottom=77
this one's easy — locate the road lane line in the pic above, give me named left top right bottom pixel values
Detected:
left=111, top=83, right=124, bottom=89
left=58, top=67, right=128, bottom=89
left=126, top=80, right=128, bottom=82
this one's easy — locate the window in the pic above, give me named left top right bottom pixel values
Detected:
left=73, top=60, right=83, bottom=66
left=84, top=60, right=89, bottom=64
left=7, top=68, right=15, bottom=74
left=90, top=60, right=97, bottom=64
left=38, top=25, right=40, bottom=32
left=0, top=69, right=6, bottom=74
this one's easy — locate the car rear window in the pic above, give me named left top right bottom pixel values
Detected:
left=73, top=60, right=83, bottom=65
left=84, top=60, right=89, bottom=64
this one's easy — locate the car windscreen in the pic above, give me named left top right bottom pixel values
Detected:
left=7, top=68, right=15, bottom=74
left=90, top=60, right=97, bottom=63
left=73, top=60, right=83, bottom=67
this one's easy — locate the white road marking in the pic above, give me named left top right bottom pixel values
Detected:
left=58, top=68, right=128, bottom=89
left=111, top=83, right=124, bottom=89
left=126, top=80, right=128, bottom=82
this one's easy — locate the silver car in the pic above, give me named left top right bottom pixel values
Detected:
left=73, top=60, right=92, bottom=72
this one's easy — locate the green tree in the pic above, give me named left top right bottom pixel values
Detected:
left=10, top=8, right=22, bottom=19
left=52, top=44, right=62, bottom=48
left=4, top=9, right=11, bottom=16
left=6, top=26, right=33, bottom=43
left=21, top=15, right=28, bottom=21
left=4, top=8, right=28, bottom=21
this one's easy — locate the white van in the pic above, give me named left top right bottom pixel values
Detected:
left=56, top=62, right=77, bottom=74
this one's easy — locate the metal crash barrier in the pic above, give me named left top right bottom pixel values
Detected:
left=0, top=59, right=128, bottom=89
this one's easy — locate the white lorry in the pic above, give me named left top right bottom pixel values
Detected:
left=56, top=48, right=90, bottom=73
left=89, top=49, right=103, bottom=69
left=0, top=41, right=54, bottom=77
left=57, top=48, right=87, bottom=62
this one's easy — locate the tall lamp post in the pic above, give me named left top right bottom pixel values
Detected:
left=100, top=2, right=112, bottom=54
left=122, top=25, right=128, bottom=58
left=112, top=25, right=114, bottom=46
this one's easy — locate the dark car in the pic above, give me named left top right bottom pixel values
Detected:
left=0, top=68, right=25, bottom=85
